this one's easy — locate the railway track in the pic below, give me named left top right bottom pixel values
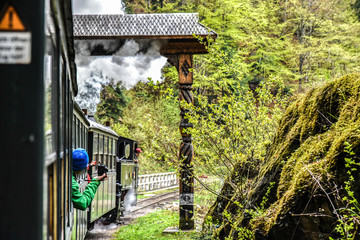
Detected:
left=131, top=190, right=179, bottom=213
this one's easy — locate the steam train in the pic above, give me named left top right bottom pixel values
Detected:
left=69, top=104, right=139, bottom=239
left=2, top=0, right=138, bottom=239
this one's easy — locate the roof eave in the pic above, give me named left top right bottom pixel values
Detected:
left=73, top=34, right=216, bottom=40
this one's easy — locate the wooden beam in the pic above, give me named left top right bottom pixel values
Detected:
left=161, top=41, right=209, bottom=55
left=178, top=54, right=194, bottom=230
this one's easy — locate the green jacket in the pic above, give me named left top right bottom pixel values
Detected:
left=72, top=175, right=100, bottom=211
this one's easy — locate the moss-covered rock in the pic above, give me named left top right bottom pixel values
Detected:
left=207, top=73, right=360, bottom=239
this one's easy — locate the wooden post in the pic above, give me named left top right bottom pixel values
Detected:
left=178, top=54, right=194, bottom=230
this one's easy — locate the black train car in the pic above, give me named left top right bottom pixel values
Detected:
left=117, top=137, right=139, bottom=215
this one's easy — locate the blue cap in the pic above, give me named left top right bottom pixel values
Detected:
left=72, top=148, right=89, bottom=171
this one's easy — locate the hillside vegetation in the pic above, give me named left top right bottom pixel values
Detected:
left=206, top=73, right=360, bottom=239
left=94, top=1, right=360, bottom=238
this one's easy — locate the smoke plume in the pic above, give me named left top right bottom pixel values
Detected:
left=72, top=1, right=169, bottom=114
left=72, top=0, right=125, bottom=14
left=75, top=39, right=168, bottom=114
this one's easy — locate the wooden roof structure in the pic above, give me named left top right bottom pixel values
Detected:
left=73, top=13, right=217, bottom=54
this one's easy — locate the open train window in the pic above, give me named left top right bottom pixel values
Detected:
left=93, top=134, right=98, bottom=162
left=99, top=135, right=103, bottom=154
left=118, top=142, right=131, bottom=160
left=105, top=136, right=108, bottom=155
left=125, top=144, right=130, bottom=159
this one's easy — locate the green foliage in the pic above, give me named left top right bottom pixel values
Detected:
left=116, top=178, right=220, bottom=240
left=101, top=1, right=360, bottom=238
left=95, top=84, right=130, bottom=125
left=112, top=76, right=180, bottom=174
left=208, top=73, right=360, bottom=238
left=278, top=0, right=360, bottom=89
left=129, top=0, right=360, bottom=92
left=185, top=78, right=287, bottom=186
left=117, top=0, right=360, bottom=176
left=330, top=142, right=360, bottom=240
left=353, top=0, right=360, bottom=20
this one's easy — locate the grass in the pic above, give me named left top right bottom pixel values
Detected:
left=115, top=176, right=221, bottom=239
left=115, top=209, right=203, bottom=240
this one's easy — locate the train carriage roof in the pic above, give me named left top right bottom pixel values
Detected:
left=88, top=118, right=118, bottom=137
left=73, top=103, right=90, bottom=127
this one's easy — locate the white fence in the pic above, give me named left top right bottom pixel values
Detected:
left=138, top=172, right=178, bottom=192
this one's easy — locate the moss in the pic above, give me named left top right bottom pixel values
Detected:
left=208, top=73, right=360, bottom=239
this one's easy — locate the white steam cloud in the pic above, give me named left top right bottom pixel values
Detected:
left=124, top=188, right=137, bottom=213
left=72, top=0, right=125, bottom=14
left=72, top=1, right=169, bottom=115
left=75, top=39, right=168, bottom=114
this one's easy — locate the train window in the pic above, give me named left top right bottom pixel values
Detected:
left=85, top=130, right=88, bottom=150
left=66, top=74, right=72, bottom=228
left=83, top=126, right=87, bottom=149
left=125, top=144, right=131, bottom=159
left=105, top=136, right=109, bottom=167
left=72, top=116, right=76, bottom=149
left=43, top=0, right=59, bottom=160
left=44, top=54, right=54, bottom=157
left=77, top=118, right=80, bottom=147
left=84, top=126, right=87, bottom=149
left=109, top=138, right=112, bottom=155
left=104, top=136, right=108, bottom=155
left=81, top=124, right=84, bottom=147
left=107, top=137, right=110, bottom=155
left=79, top=120, right=81, bottom=147
left=109, top=138, right=113, bottom=169
left=79, top=124, right=82, bottom=147
left=113, top=140, right=116, bottom=155
left=93, top=133, right=98, bottom=163
left=75, top=118, right=78, bottom=146
left=109, top=137, right=113, bottom=169
left=94, top=134, right=98, bottom=154
left=113, top=140, right=116, bottom=169
left=99, top=135, right=104, bottom=154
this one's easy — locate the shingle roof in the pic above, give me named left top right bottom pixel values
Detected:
left=73, top=13, right=217, bottom=39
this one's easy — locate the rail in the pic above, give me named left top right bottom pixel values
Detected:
left=138, top=172, right=178, bottom=192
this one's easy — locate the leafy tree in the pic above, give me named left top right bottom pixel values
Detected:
left=112, top=2, right=360, bottom=237
left=144, top=0, right=360, bottom=91
left=279, top=0, right=360, bottom=89
left=117, top=0, right=360, bottom=177
left=95, top=85, right=130, bottom=125
left=353, top=0, right=360, bottom=20
left=112, top=73, right=181, bottom=174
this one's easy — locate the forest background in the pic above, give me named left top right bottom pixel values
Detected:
left=88, top=1, right=360, bottom=238
left=95, top=0, right=360, bottom=176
